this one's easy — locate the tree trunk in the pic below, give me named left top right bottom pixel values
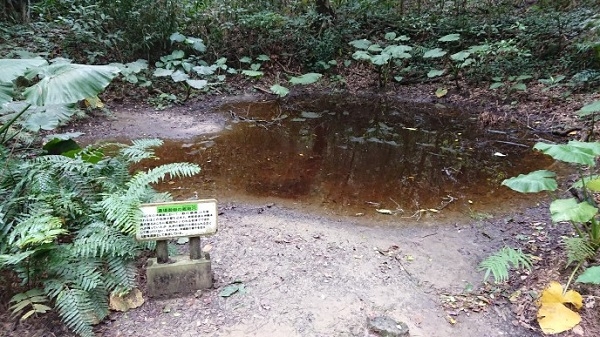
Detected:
left=315, top=0, right=335, bottom=19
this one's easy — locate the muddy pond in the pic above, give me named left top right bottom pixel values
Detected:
left=136, top=94, right=554, bottom=222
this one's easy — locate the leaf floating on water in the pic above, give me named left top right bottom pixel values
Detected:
left=300, top=111, right=321, bottom=119
left=376, top=209, right=393, bottom=215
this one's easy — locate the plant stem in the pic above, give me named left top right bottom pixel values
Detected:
left=564, top=260, right=584, bottom=295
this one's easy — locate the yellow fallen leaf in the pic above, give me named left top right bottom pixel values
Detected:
left=84, top=96, right=104, bottom=109
left=537, top=282, right=582, bottom=334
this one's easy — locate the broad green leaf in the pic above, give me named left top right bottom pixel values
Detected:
left=395, top=35, right=410, bottom=41
left=501, top=170, right=557, bottom=193
left=170, top=70, right=189, bottom=82
left=153, top=68, right=174, bottom=77
left=270, top=84, right=289, bottom=97
left=367, top=44, right=383, bottom=52
left=22, top=104, right=74, bottom=131
left=0, top=81, right=13, bottom=105
left=169, top=32, right=186, bottom=42
left=585, top=178, right=600, bottom=192
left=241, top=70, right=263, bottom=77
left=250, top=63, right=261, bottom=71
left=23, top=63, right=118, bottom=106
left=439, top=33, right=460, bottom=42
left=427, top=69, right=445, bottom=78
left=239, top=56, right=252, bottom=63
left=461, top=58, right=475, bottom=67
left=576, top=266, right=600, bottom=284
left=578, top=101, right=600, bottom=117
left=394, top=76, right=403, bottom=82
left=349, top=39, right=372, bottom=50
left=171, top=50, right=185, bottom=59
left=515, top=75, right=532, bottom=81
left=549, top=198, right=597, bottom=223
left=371, top=54, right=390, bottom=66
left=289, top=73, right=322, bottom=85
left=0, top=59, right=48, bottom=83
left=256, top=54, right=270, bottom=61
left=185, top=37, right=206, bottom=52
left=450, top=51, right=471, bottom=61
left=489, top=82, right=504, bottom=90
left=572, top=175, right=600, bottom=188
left=511, top=83, right=527, bottom=91
left=423, top=48, right=447, bottom=58
left=534, top=142, right=600, bottom=166
left=384, top=32, right=397, bottom=40
left=352, top=50, right=372, bottom=61
left=193, top=65, right=216, bottom=75
left=186, top=79, right=208, bottom=89
left=43, top=138, right=80, bottom=154
left=383, top=45, right=412, bottom=58
left=126, top=59, right=148, bottom=73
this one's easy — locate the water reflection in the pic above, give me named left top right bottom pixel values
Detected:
left=148, top=94, right=552, bottom=217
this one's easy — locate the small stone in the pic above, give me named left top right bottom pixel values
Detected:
left=367, top=316, right=410, bottom=337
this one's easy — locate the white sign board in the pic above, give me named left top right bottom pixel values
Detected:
left=136, top=199, right=218, bottom=241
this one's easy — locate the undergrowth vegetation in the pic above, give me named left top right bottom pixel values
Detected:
left=1, top=0, right=600, bottom=336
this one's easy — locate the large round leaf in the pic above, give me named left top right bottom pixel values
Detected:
left=549, top=198, right=598, bottom=223
left=0, top=81, right=13, bottom=105
left=501, top=170, right=558, bottom=193
left=0, top=59, right=48, bottom=83
left=534, top=141, right=600, bottom=166
left=24, top=63, right=119, bottom=106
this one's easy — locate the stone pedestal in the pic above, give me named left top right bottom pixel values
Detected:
left=146, top=255, right=212, bottom=297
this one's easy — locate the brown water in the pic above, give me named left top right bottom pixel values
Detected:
left=147, top=94, right=554, bottom=220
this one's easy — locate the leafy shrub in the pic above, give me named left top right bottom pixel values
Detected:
left=0, top=57, right=200, bottom=336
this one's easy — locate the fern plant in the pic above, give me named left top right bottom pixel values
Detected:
left=0, top=139, right=200, bottom=336
left=478, top=246, right=533, bottom=283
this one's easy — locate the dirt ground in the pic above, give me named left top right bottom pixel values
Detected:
left=3, top=84, right=600, bottom=337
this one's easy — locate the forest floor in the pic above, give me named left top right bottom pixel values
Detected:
left=2, top=79, right=600, bottom=337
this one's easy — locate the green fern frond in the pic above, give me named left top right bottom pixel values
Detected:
left=8, top=212, right=66, bottom=248
left=73, top=223, right=138, bottom=258
left=98, top=194, right=142, bottom=234
left=46, top=281, right=97, bottom=337
left=478, top=246, right=533, bottom=283
left=126, top=162, right=200, bottom=199
left=120, top=138, right=163, bottom=163
left=564, top=237, right=596, bottom=266
left=104, top=256, right=137, bottom=292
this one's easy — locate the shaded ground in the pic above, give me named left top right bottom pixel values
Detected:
left=2, top=84, right=600, bottom=337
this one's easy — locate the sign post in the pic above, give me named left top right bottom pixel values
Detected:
left=137, top=199, right=218, bottom=296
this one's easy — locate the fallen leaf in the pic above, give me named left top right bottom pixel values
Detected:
left=537, top=282, right=582, bottom=334
left=109, top=288, right=144, bottom=312
left=435, top=88, right=448, bottom=98
left=376, top=209, right=393, bottom=215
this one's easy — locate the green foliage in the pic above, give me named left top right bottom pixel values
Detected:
left=9, top=288, right=52, bottom=320
left=564, top=237, right=596, bottom=267
left=502, top=141, right=600, bottom=289
left=0, top=139, right=200, bottom=336
left=501, top=170, right=558, bottom=193
left=576, top=266, right=600, bottom=284
left=479, top=246, right=533, bottom=283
